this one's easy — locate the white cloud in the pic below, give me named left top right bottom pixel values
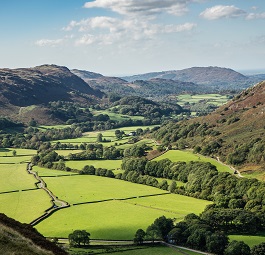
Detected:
left=35, top=39, right=64, bottom=47
left=246, top=12, right=265, bottom=20
left=64, top=16, right=197, bottom=46
left=164, top=23, right=197, bottom=33
left=200, top=5, right=246, bottom=20
left=84, top=0, right=192, bottom=17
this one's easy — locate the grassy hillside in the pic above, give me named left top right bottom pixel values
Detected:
left=154, top=81, right=265, bottom=179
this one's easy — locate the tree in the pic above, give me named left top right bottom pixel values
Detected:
left=168, top=180, right=177, bottom=193
left=134, top=229, right=146, bottom=245
left=97, top=133, right=103, bottom=142
left=224, top=241, right=250, bottom=255
left=12, top=150, right=17, bottom=157
left=251, top=242, right=265, bottom=255
left=151, top=216, right=174, bottom=241
left=68, top=230, right=90, bottom=247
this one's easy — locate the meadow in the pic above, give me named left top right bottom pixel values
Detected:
left=0, top=148, right=36, bottom=156
left=69, top=245, right=202, bottom=255
left=36, top=194, right=210, bottom=240
left=229, top=234, right=265, bottom=247
left=0, top=189, right=52, bottom=223
left=176, top=94, right=230, bottom=107
left=91, top=109, right=144, bottom=122
left=0, top=164, right=37, bottom=192
left=41, top=174, right=169, bottom=204
left=155, top=150, right=232, bottom=173
left=65, top=159, right=122, bottom=171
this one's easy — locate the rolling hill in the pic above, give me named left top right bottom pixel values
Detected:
left=154, top=81, right=265, bottom=175
left=0, top=65, right=103, bottom=124
left=122, top=66, right=258, bottom=91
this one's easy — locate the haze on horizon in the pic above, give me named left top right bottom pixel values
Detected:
left=0, top=0, right=265, bottom=76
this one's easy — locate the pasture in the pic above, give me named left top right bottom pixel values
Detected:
left=41, top=175, right=169, bottom=204
left=155, top=150, right=232, bottom=173
left=0, top=148, right=36, bottom=156
left=92, top=109, right=144, bottom=122
left=33, top=166, right=78, bottom=177
left=0, top=189, right=52, bottom=223
left=36, top=196, right=208, bottom=240
left=229, top=234, right=265, bottom=247
left=69, top=245, right=202, bottom=255
left=0, top=164, right=37, bottom=192
left=36, top=172, right=211, bottom=239
left=176, top=94, right=230, bottom=107
left=65, top=159, right=122, bottom=171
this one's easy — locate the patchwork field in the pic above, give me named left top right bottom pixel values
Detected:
left=34, top=169, right=211, bottom=239
left=36, top=193, right=211, bottom=240
left=0, top=148, right=36, bottom=156
left=52, top=125, right=157, bottom=145
left=155, top=150, right=232, bottom=173
left=41, top=175, right=169, bottom=204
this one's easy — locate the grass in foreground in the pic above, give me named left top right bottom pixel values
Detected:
left=155, top=150, right=232, bottom=173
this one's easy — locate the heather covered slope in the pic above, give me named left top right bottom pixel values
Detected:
left=0, top=213, right=67, bottom=255
left=154, top=81, right=265, bottom=174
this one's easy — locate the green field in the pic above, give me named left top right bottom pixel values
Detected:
left=92, top=109, right=144, bottom=122
left=53, top=125, right=158, bottom=145
left=155, top=150, right=232, bottom=173
left=35, top=171, right=211, bottom=239
left=229, top=234, right=265, bottom=247
left=0, top=189, right=52, bottom=223
left=38, top=124, right=71, bottom=130
left=66, top=159, right=122, bottom=171
left=176, top=94, right=230, bottom=107
left=0, top=164, right=37, bottom=192
left=122, top=194, right=211, bottom=220
left=69, top=245, right=202, bottom=255
left=36, top=197, right=206, bottom=240
left=41, top=175, right=168, bottom=204
left=55, top=150, right=83, bottom=157
left=33, top=166, right=78, bottom=177
left=0, top=148, right=36, bottom=157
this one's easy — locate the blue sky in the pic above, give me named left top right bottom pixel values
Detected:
left=0, top=0, right=265, bottom=75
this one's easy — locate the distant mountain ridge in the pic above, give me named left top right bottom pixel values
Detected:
left=122, top=66, right=262, bottom=91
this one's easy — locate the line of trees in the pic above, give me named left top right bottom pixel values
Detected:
left=135, top=215, right=265, bottom=255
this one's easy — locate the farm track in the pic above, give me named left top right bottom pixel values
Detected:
left=26, top=163, right=70, bottom=226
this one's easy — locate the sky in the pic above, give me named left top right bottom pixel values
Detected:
left=0, top=0, right=265, bottom=76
